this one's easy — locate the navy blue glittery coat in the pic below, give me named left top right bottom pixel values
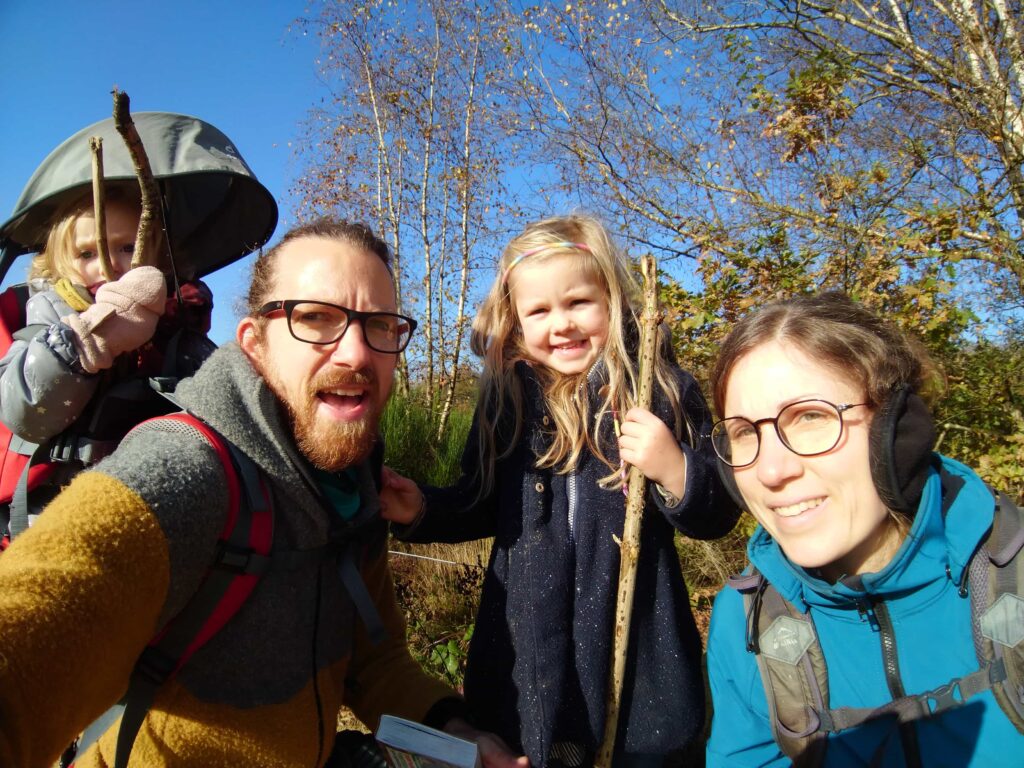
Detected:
left=398, top=359, right=739, bottom=766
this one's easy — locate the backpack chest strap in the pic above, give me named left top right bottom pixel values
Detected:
left=743, top=572, right=1016, bottom=764
left=818, top=656, right=1008, bottom=734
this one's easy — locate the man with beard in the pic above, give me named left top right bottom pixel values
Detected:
left=0, top=218, right=528, bottom=768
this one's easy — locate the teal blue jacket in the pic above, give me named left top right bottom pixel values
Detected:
left=706, top=456, right=1024, bottom=766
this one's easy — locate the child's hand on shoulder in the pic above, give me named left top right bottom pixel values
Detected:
left=379, top=466, right=425, bottom=525
left=617, top=407, right=687, bottom=502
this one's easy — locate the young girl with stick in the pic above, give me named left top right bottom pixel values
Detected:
left=0, top=187, right=211, bottom=531
left=382, top=214, right=738, bottom=768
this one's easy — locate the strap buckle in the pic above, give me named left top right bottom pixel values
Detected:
left=133, top=646, right=177, bottom=687
left=48, top=433, right=116, bottom=465
left=214, top=541, right=271, bottom=575
left=49, top=433, right=79, bottom=463
left=923, top=680, right=962, bottom=714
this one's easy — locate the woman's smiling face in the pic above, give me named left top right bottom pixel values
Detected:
left=724, top=340, right=901, bottom=581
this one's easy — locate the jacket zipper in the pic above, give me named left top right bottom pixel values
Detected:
left=567, top=470, right=577, bottom=544
left=858, top=596, right=922, bottom=767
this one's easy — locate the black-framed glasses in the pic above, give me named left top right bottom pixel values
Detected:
left=258, top=300, right=417, bottom=354
left=710, top=399, right=869, bottom=468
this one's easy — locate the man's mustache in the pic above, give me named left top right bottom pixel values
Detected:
left=309, top=368, right=377, bottom=394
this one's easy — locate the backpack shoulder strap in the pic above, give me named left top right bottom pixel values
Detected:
left=969, top=488, right=1024, bottom=733
left=735, top=570, right=964, bottom=765
left=735, top=570, right=830, bottom=766
left=112, top=412, right=274, bottom=768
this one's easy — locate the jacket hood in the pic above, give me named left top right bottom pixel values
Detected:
left=748, top=455, right=994, bottom=612
left=172, top=343, right=368, bottom=542
left=0, top=111, right=277, bottom=283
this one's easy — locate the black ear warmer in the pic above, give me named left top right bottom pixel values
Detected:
left=867, top=385, right=937, bottom=516
left=713, top=385, right=937, bottom=517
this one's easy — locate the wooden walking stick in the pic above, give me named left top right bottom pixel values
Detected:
left=112, top=88, right=164, bottom=269
left=596, top=254, right=661, bottom=768
left=88, top=137, right=115, bottom=283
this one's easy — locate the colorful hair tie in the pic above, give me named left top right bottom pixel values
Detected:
left=501, top=241, right=592, bottom=285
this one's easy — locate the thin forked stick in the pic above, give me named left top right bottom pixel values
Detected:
left=88, top=137, right=115, bottom=283
left=596, top=254, right=661, bottom=767
left=112, top=89, right=163, bottom=269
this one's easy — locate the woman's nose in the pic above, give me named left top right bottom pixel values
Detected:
left=755, top=425, right=802, bottom=487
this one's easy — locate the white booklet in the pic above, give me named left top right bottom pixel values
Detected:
left=375, top=714, right=482, bottom=768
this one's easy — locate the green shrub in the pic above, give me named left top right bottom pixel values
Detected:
left=381, top=393, right=482, bottom=685
left=380, top=396, right=472, bottom=486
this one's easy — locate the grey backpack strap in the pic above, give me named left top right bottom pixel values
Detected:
left=8, top=440, right=49, bottom=537
left=336, top=537, right=387, bottom=646
left=739, top=487, right=1024, bottom=768
left=973, top=489, right=1024, bottom=733
left=738, top=572, right=829, bottom=766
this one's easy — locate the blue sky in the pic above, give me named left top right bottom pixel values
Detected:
left=0, top=1, right=325, bottom=343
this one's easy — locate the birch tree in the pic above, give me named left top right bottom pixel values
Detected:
left=294, top=0, right=513, bottom=415
left=658, top=0, right=1024, bottom=297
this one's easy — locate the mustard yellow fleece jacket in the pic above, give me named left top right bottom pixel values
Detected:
left=0, top=344, right=455, bottom=767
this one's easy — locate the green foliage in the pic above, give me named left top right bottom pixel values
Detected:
left=428, top=625, right=476, bottom=685
left=381, top=391, right=482, bottom=686
left=931, top=333, right=1024, bottom=502
left=380, top=394, right=473, bottom=486
left=393, top=554, right=484, bottom=687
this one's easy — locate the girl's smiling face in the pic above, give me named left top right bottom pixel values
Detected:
left=724, top=340, right=901, bottom=581
left=510, top=253, right=610, bottom=375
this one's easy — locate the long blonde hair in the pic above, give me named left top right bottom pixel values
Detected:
left=471, top=213, right=686, bottom=495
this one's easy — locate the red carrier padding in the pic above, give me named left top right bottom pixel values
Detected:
left=0, top=285, right=23, bottom=350
left=98, top=411, right=276, bottom=768
left=136, top=412, right=273, bottom=672
left=0, top=285, right=57, bottom=506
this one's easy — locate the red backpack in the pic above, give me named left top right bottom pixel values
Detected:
left=72, top=410, right=387, bottom=768
left=0, top=284, right=55, bottom=548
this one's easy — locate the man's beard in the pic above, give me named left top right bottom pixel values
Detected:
left=265, top=365, right=381, bottom=472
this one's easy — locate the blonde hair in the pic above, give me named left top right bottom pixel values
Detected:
left=29, top=187, right=143, bottom=284
left=471, top=213, right=687, bottom=495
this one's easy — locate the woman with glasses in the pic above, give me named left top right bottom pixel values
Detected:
left=704, top=291, right=1024, bottom=767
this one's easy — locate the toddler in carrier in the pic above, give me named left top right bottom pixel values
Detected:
left=0, top=186, right=212, bottom=532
